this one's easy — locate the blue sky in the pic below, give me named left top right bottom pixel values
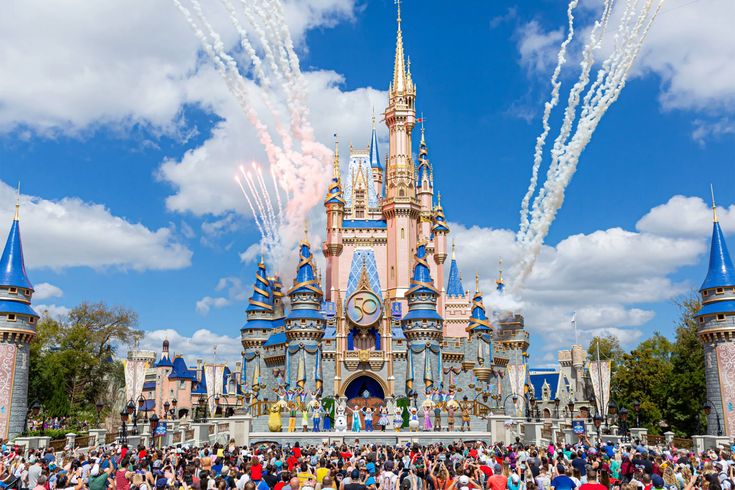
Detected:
left=1, top=0, right=733, bottom=365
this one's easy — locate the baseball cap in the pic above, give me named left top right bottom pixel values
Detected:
left=652, top=475, right=665, bottom=489
left=459, top=476, right=470, bottom=485
left=351, top=469, right=360, bottom=479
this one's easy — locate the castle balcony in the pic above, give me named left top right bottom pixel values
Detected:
left=343, top=349, right=385, bottom=371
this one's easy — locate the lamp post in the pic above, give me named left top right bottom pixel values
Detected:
left=502, top=394, right=518, bottom=416
left=137, top=395, right=148, bottom=423
left=163, top=401, right=170, bottom=420
left=607, top=400, right=618, bottom=429
left=127, top=400, right=138, bottom=435
left=119, top=409, right=129, bottom=444
left=633, top=400, right=641, bottom=427
left=95, top=401, right=104, bottom=427
left=196, top=397, right=207, bottom=422
left=567, top=400, right=575, bottom=421
left=150, top=413, right=160, bottom=448
left=618, top=407, right=629, bottom=440
left=554, top=398, right=560, bottom=419
left=703, top=400, right=723, bottom=436
left=171, top=399, right=178, bottom=420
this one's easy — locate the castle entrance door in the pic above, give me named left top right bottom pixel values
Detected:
left=344, top=375, right=385, bottom=429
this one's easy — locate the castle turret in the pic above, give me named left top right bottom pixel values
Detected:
left=285, top=235, right=325, bottom=342
left=444, top=241, right=471, bottom=337
left=466, top=275, right=494, bottom=382
left=402, top=241, right=442, bottom=342
left=324, top=137, right=345, bottom=302
left=432, top=193, right=449, bottom=311
left=0, top=199, right=38, bottom=440
left=416, top=127, right=433, bottom=238
left=241, top=258, right=275, bottom=349
left=155, top=339, right=173, bottom=368
left=696, top=194, right=735, bottom=436
left=383, top=2, right=420, bottom=301
left=369, top=116, right=384, bottom=199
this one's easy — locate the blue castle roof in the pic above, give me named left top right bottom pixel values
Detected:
left=467, top=286, right=492, bottom=332
left=0, top=216, right=33, bottom=291
left=155, top=355, right=173, bottom=368
left=168, top=356, right=195, bottom=380
left=263, top=331, right=287, bottom=347
left=529, top=370, right=560, bottom=400
left=407, top=243, right=438, bottom=296
left=446, top=255, right=464, bottom=297
left=324, top=178, right=345, bottom=206
left=369, top=126, right=382, bottom=170
left=288, top=240, right=323, bottom=296
left=701, top=220, right=735, bottom=291
left=0, top=300, right=38, bottom=317
left=433, top=199, right=449, bottom=234
left=247, top=259, right=274, bottom=313
left=697, top=300, right=735, bottom=317
left=192, top=368, right=207, bottom=394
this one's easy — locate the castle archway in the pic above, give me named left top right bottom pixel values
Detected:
left=341, top=372, right=387, bottom=400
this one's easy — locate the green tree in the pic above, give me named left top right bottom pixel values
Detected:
left=612, top=333, right=672, bottom=434
left=665, top=295, right=706, bottom=436
left=29, top=302, right=141, bottom=421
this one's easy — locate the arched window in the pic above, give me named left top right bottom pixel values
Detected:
left=401, top=228, right=405, bottom=239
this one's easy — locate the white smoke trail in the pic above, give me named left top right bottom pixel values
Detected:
left=236, top=175, right=266, bottom=240
left=518, top=0, right=580, bottom=242
left=514, top=0, right=664, bottom=289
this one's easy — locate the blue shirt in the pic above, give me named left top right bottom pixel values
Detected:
left=551, top=475, right=577, bottom=490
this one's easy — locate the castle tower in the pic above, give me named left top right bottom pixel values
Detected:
left=241, top=258, right=275, bottom=349
left=416, top=127, right=433, bottom=239
left=466, top=275, right=494, bottom=383
left=323, top=138, right=345, bottom=302
left=432, top=193, right=449, bottom=311
left=369, top=116, right=384, bottom=199
left=444, top=241, right=471, bottom=337
left=383, top=2, right=420, bottom=301
left=155, top=339, right=173, bottom=368
left=0, top=200, right=38, bottom=440
left=696, top=196, right=735, bottom=436
left=402, top=241, right=442, bottom=394
left=285, top=235, right=326, bottom=391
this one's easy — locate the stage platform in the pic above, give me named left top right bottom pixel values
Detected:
left=246, top=430, right=494, bottom=446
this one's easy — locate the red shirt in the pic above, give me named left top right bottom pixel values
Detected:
left=479, top=465, right=493, bottom=478
left=580, top=484, right=607, bottom=490
left=488, top=475, right=507, bottom=490
left=293, top=447, right=302, bottom=458
left=287, top=455, right=298, bottom=472
left=251, top=463, right=263, bottom=481
left=274, top=483, right=286, bottom=490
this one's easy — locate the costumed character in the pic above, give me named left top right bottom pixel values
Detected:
left=334, top=400, right=347, bottom=432
left=268, top=394, right=288, bottom=432
left=301, top=405, right=309, bottom=432
left=309, top=393, right=322, bottom=432
left=421, top=397, right=434, bottom=431
left=364, top=407, right=374, bottom=432
left=393, top=405, right=403, bottom=432
left=377, top=406, right=389, bottom=431
left=460, top=396, right=471, bottom=432
left=349, top=405, right=362, bottom=432
left=446, top=397, right=460, bottom=432
left=408, top=406, right=420, bottom=432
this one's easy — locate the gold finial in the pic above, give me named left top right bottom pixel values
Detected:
left=711, top=184, right=719, bottom=223
left=259, top=254, right=265, bottom=266
left=333, top=133, right=340, bottom=180
left=451, top=239, right=456, bottom=260
left=371, top=108, right=376, bottom=129
left=303, top=220, right=309, bottom=243
left=437, top=192, right=442, bottom=207
left=475, top=273, right=480, bottom=293
left=14, top=181, right=20, bottom=221
left=395, top=0, right=401, bottom=24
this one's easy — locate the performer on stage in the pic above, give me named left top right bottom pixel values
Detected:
left=378, top=406, right=389, bottom=431
left=311, top=403, right=322, bottom=432
left=349, top=405, right=362, bottom=432
left=434, top=404, right=442, bottom=431
left=460, top=396, right=471, bottom=432
left=422, top=404, right=432, bottom=431
left=364, top=407, right=374, bottom=432
left=393, top=405, right=403, bottom=432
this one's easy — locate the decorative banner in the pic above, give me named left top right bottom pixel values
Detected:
left=508, top=364, right=526, bottom=396
left=314, top=347, right=323, bottom=394
left=0, top=344, right=18, bottom=440
left=437, top=347, right=443, bottom=388
left=477, top=340, right=484, bottom=367
left=424, top=351, right=433, bottom=389
left=589, top=360, right=611, bottom=415
left=391, top=302, right=402, bottom=319
left=204, top=364, right=225, bottom=413
left=716, top=343, right=735, bottom=436
left=572, top=420, right=586, bottom=435
left=296, top=349, right=306, bottom=388
left=124, top=358, right=148, bottom=402
left=154, top=421, right=168, bottom=436
left=406, top=349, right=414, bottom=393
left=252, top=358, right=261, bottom=388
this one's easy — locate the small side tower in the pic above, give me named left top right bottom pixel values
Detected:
left=465, top=274, right=494, bottom=383
left=369, top=116, right=384, bottom=199
left=696, top=194, right=735, bottom=436
left=241, top=258, right=275, bottom=350
left=402, top=240, right=443, bottom=394
left=432, top=193, right=449, bottom=312
left=285, top=234, right=326, bottom=391
left=416, top=127, right=434, bottom=239
left=0, top=198, right=38, bottom=440
left=323, top=137, right=345, bottom=302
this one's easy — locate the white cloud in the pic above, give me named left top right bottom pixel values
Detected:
left=0, top=0, right=358, bottom=134
left=0, top=180, right=192, bottom=271
left=138, top=328, right=243, bottom=364
left=448, top=194, right=725, bottom=356
left=636, top=195, right=735, bottom=239
left=514, top=0, right=735, bottom=139
left=195, top=276, right=247, bottom=314
left=33, top=282, right=63, bottom=300
left=35, top=304, right=71, bottom=319
left=516, top=20, right=564, bottom=74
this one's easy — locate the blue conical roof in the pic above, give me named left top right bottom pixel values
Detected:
left=407, top=242, right=437, bottom=295
left=467, top=288, right=492, bottom=332
left=446, top=258, right=464, bottom=297
left=0, top=217, right=33, bottom=290
left=247, top=259, right=274, bottom=312
left=289, top=240, right=323, bottom=296
left=369, top=127, right=382, bottom=170
left=700, top=221, right=735, bottom=291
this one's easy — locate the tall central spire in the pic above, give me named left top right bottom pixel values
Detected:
left=391, top=0, right=407, bottom=95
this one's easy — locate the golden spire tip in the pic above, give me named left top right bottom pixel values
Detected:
left=451, top=239, right=455, bottom=260
left=711, top=183, right=719, bottom=223
left=13, top=181, right=20, bottom=221
left=475, top=272, right=480, bottom=293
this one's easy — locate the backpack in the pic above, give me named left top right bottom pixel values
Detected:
left=381, top=473, right=396, bottom=490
